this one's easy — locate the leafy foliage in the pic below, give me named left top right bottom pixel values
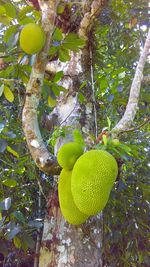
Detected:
left=0, top=0, right=149, bottom=266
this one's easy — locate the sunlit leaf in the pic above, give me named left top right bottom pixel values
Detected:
left=0, top=198, right=11, bottom=211
left=13, top=236, right=21, bottom=249
left=3, top=86, right=14, bottom=102
left=59, top=48, right=70, bottom=62
left=53, top=71, right=64, bottom=83
left=2, top=179, right=17, bottom=188
left=7, top=146, right=19, bottom=158
left=0, top=84, right=4, bottom=97
left=4, top=3, right=16, bottom=18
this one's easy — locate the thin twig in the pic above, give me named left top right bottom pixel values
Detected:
left=118, top=116, right=150, bottom=134
left=37, top=179, right=47, bottom=201
left=60, top=99, right=78, bottom=126
left=34, top=189, right=42, bottom=267
left=90, top=47, right=98, bottom=138
left=0, top=51, right=22, bottom=58
left=0, top=78, right=22, bottom=84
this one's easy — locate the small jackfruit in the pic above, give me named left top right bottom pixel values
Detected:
left=20, top=23, right=46, bottom=54
left=71, top=150, right=118, bottom=216
left=57, top=142, right=84, bottom=170
left=58, top=169, right=88, bottom=225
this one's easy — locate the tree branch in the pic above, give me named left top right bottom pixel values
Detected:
left=117, top=116, right=150, bottom=135
left=22, top=0, right=61, bottom=174
left=0, top=78, right=22, bottom=84
left=78, top=0, right=108, bottom=39
left=112, top=28, right=150, bottom=136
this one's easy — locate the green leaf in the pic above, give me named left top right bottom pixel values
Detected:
left=19, top=17, right=35, bottom=25
left=59, top=48, right=70, bottom=62
left=53, top=27, right=63, bottom=41
left=57, top=5, right=65, bottom=14
left=2, top=179, right=17, bottom=188
left=0, top=84, right=4, bottom=97
left=48, top=95, right=56, bottom=108
left=100, top=78, right=108, bottom=90
left=13, top=236, right=21, bottom=249
left=7, top=225, right=21, bottom=240
left=107, top=117, right=111, bottom=130
left=79, top=81, right=87, bottom=90
left=18, top=6, right=33, bottom=21
left=3, top=25, right=18, bottom=43
left=21, top=233, right=35, bottom=249
left=62, top=33, right=85, bottom=51
left=78, top=92, right=85, bottom=103
left=51, top=83, right=60, bottom=96
left=52, top=84, right=66, bottom=96
left=4, top=3, right=16, bottom=19
left=12, top=211, right=26, bottom=224
left=0, top=123, right=5, bottom=133
left=0, top=198, right=11, bottom=210
left=0, top=43, right=5, bottom=52
left=49, top=46, right=58, bottom=56
left=7, top=146, right=19, bottom=158
left=102, top=134, right=108, bottom=145
left=0, top=6, right=5, bottom=16
left=0, top=15, right=11, bottom=25
left=53, top=71, right=64, bottom=83
left=3, top=86, right=14, bottom=102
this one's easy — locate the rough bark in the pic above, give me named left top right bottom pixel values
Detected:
left=112, top=28, right=150, bottom=136
left=39, top=49, right=103, bottom=267
left=22, top=0, right=60, bottom=174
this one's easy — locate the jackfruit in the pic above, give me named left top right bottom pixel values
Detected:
left=57, top=142, right=84, bottom=170
left=20, top=23, right=46, bottom=54
left=71, top=150, right=118, bottom=216
left=58, top=169, right=88, bottom=225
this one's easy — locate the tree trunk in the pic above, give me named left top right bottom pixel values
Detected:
left=39, top=49, right=104, bottom=266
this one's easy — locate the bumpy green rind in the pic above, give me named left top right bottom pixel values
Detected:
left=57, top=142, right=84, bottom=170
left=71, top=150, right=118, bottom=216
left=20, top=23, right=46, bottom=54
left=58, top=169, right=88, bottom=225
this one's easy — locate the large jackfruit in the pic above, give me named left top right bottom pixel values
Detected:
left=20, top=23, right=45, bottom=54
left=58, top=169, right=88, bottom=225
left=57, top=142, right=84, bottom=170
left=71, top=150, right=118, bottom=216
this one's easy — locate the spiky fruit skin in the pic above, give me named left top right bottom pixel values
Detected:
left=58, top=169, right=88, bottom=225
left=71, top=150, right=118, bottom=216
left=20, top=23, right=45, bottom=54
left=57, top=142, right=84, bottom=170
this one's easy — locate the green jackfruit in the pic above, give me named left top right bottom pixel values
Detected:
left=57, top=142, right=84, bottom=170
left=58, top=169, right=88, bottom=225
left=20, top=23, right=45, bottom=54
left=71, top=150, right=118, bottom=216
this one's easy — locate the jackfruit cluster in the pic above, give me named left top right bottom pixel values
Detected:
left=57, top=143, right=118, bottom=225
left=20, top=23, right=46, bottom=54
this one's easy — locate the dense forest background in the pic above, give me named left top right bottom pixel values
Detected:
left=0, top=0, right=149, bottom=266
